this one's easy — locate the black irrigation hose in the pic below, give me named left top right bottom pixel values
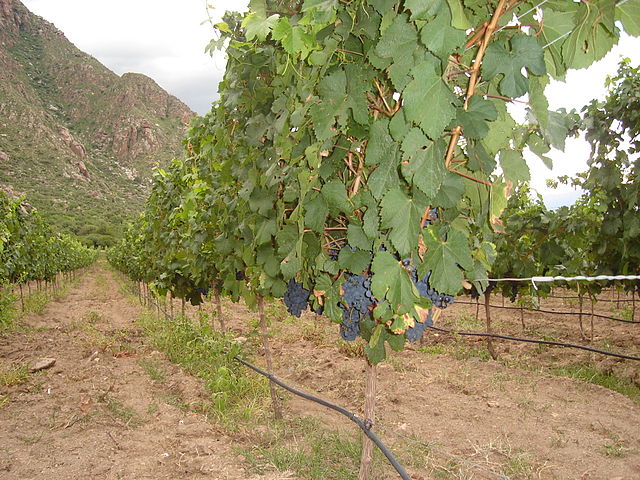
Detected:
left=427, top=326, right=640, bottom=361
left=137, top=290, right=411, bottom=480
left=233, top=357, right=411, bottom=480
left=545, top=295, right=636, bottom=303
left=456, top=300, right=640, bottom=324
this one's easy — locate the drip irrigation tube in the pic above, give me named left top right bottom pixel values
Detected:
left=428, top=326, right=640, bottom=361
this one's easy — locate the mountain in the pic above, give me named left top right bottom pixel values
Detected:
left=0, top=0, right=195, bottom=246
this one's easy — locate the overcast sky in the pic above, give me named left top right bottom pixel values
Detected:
left=20, top=0, right=640, bottom=208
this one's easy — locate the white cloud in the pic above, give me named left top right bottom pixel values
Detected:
left=22, top=0, right=248, bottom=114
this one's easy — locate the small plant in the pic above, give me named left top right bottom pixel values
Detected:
left=138, top=358, right=166, bottom=383
left=0, top=363, right=29, bottom=387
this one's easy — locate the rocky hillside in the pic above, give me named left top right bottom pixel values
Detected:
left=0, top=0, right=195, bottom=246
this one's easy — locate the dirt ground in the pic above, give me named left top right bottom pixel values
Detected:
left=1, top=265, right=639, bottom=480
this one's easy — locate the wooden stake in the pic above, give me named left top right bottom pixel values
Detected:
left=485, top=290, right=498, bottom=359
left=19, top=284, right=24, bottom=311
left=577, top=283, right=586, bottom=340
left=214, top=285, right=225, bottom=333
left=358, top=358, right=377, bottom=480
left=258, top=295, right=283, bottom=420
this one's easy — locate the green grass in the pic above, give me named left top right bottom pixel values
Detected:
left=240, top=418, right=374, bottom=480
left=550, top=364, right=640, bottom=404
left=138, top=358, right=167, bottom=383
left=0, top=288, right=18, bottom=332
left=101, top=395, right=143, bottom=428
left=0, top=363, right=30, bottom=387
left=136, top=310, right=269, bottom=424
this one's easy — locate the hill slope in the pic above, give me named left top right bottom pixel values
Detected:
left=0, top=0, right=195, bottom=245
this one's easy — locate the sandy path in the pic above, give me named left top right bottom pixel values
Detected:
left=0, top=265, right=271, bottom=480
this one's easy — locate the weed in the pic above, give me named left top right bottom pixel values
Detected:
left=0, top=394, right=9, bottom=408
left=240, top=418, right=374, bottom=480
left=138, top=358, right=166, bottom=383
left=136, top=310, right=269, bottom=424
left=550, top=364, right=640, bottom=405
left=101, top=395, right=143, bottom=428
left=0, top=287, right=18, bottom=332
left=416, top=344, right=451, bottom=355
left=0, top=363, right=29, bottom=387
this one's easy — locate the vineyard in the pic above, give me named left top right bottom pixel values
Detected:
left=1, top=0, right=639, bottom=479
left=102, top=0, right=640, bottom=478
left=0, top=189, right=97, bottom=326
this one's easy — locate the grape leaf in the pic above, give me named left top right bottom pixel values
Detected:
left=338, top=248, right=372, bottom=273
left=422, top=227, right=473, bottom=294
left=322, top=180, right=351, bottom=214
left=400, top=140, right=447, bottom=197
left=304, top=194, right=329, bottom=231
left=405, top=0, right=443, bottom=20
left=242, top=13, right=280, bottom=41
left=380, top=188, right=422, bottom=257
left=347, top=224, right=373, bottom=251
left=617, top=0, right=640, bottom=36
left=419, top=5, right=466, bottom=57
left=499, top=150, right=530, bottom=183
left=483, top=35, right=546, bottom=98
left=403, top=60, right=457, bottom=139
left=371, top=250, right=420, bottom=314
left=456, top=96, right=498, bottom=139
left=272, top=18, right=313, bottom=58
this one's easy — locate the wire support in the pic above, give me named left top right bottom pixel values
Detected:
left=455, top=300, right=640, bottom=324
left=427, top=326, right=640, bottom=361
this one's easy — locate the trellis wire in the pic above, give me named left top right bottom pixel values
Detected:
left=455, top=300, right=640, bottom=324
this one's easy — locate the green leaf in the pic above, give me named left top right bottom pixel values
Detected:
left=347, top=224, right=373, bottom=251
left=272, top=18, right=313, bottom=58
left=483, top=35, right=545, bottom=98
left=499, top=150, right=530, bottom=183
left=528, top=74, right=550, bottom=134
left=381, top=189, right=421, bottom=257
left=366, top=120, right=400, bottom=200
left=365, top=329, right=387, bottom=364
left=419, top=5, right=466, bottom=57
left=400, top=128, right=429, bottom=161
left=310, top=69, right=349, bottom=141
left=446, top=0, right=471, bottom=29
left=304, top=194, right=328, bottom=231
left=371, top=250, right=420, bottom=314
left=403, top=60, right=457, bottom=139
left=386, top=332, right=406, bottom=352
left=376, top=14, right=419, bottom=91
left=363, top=205, right=380, bottom=240
left=242, top=13, right=280, bottom=41
left=302, top=0, right=338, bottom=12
left=406, top=0, right=444, bottom=20
left=422, top=227, right=473, bottom=294
left=401, top=141, right=448, bottom=198
left=562, top=1, right=617, bottom=70
left=617, top=0, right=640, bottom=36
left=433, top=171, right=465, bottom=208
left=322, top=180, right=351, bottom=214
left=456, top=96, right=498, bottom=139
left=338, top=248, right=372, bottom=273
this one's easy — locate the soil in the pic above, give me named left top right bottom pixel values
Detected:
left=1, top=265, right=639, bottom=480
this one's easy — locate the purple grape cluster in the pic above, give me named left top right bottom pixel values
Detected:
left=339, top=274, right=375, bottom=341
left=283, top=278, right=310, bottom=317
left=413, top=271, right=454, bottom=309
left=405, top=308, right=434, bottom=343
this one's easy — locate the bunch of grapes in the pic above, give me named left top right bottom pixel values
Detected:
left=235, top=271, right=245, bottom=281
left=405, top=308, right=434, bottom=343
left=413, top=271, right=455, bottom=309
left=340, top=308, right=361, bottom=341
left=283, top=279, right=310, bottom=317
left=338, top=273, right=375, bottom=341
left=509, top=283, right=518, bottom=303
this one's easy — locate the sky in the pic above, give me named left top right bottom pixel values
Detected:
left=20, top=0, right=640, bottom=208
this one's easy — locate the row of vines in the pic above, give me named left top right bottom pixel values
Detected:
left=0, top=189, right=97, bottom=294
left=107, top=1, right=640, bottom=478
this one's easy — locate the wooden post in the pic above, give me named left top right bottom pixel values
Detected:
left=258, top=295, right=283, bottom=420
left=358, top=358, right=377, bottom=480
left=577, top=283, right=586, bottom=340
left=181, top=298, right=186, bottom=318
left=170, top=291, right=174, bottom=318
left=19, top=284, right=24, bottom=311
left=485, top=290, right=498, bottom=359
left=590, top=293, right=595, bottom=341
left=214, top=285, right=225, bottom=333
